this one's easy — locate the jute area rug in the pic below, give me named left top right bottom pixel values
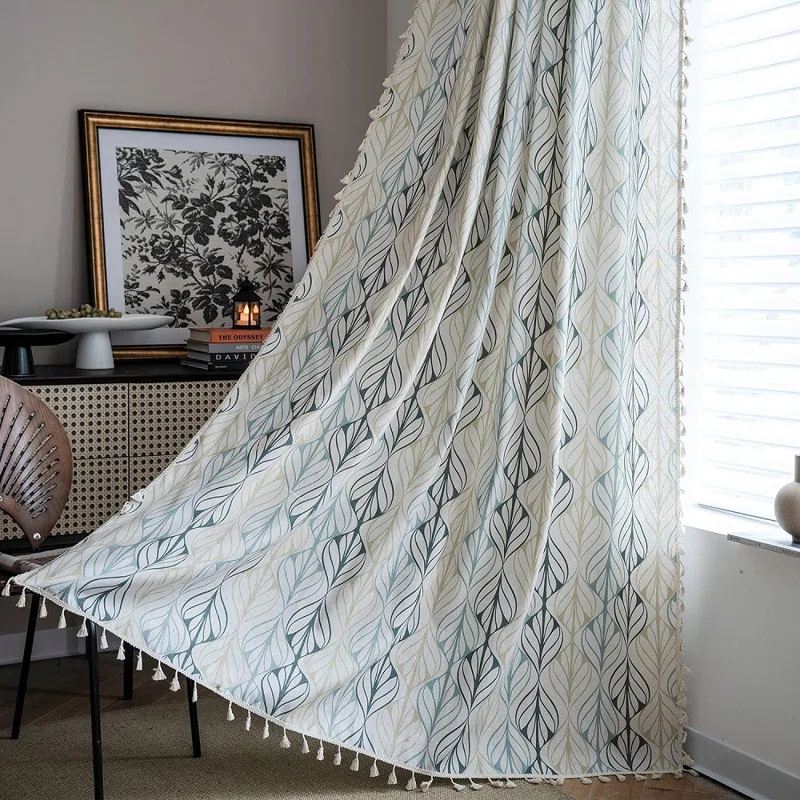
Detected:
left=0, top=696, right=573, bottom=799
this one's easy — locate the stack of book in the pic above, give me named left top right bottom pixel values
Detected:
left=181, top=327, right=272, bottom=372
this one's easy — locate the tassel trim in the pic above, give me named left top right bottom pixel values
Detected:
left=4, top=584, right=690, bottom=786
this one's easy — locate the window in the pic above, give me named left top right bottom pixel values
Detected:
left=684, top=0, right=800, bottom=520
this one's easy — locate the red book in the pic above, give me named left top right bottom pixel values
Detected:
left=188, top=327, right=271, bottom=344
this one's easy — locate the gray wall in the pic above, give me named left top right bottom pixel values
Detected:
left=0, top=0, right=386, bottom=347
left=386, top=0, right=417, bottom=72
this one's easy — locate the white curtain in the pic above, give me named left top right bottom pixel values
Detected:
left=17, top=0, right=687, bottom=781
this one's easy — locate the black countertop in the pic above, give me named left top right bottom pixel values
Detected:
left=13, top=361, right=242, bottom=385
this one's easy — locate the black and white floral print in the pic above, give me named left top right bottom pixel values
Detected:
left=117, top=147, right=293, bottom=326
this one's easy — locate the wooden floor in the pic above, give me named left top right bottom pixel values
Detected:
left=0, top=652, right=746, bottom=800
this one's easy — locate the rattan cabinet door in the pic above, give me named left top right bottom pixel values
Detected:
left=128, top=379, right=236, bottom=495
left=0, top=378, right=237, bottom=541
left=0, top=383, right=129, bottom=540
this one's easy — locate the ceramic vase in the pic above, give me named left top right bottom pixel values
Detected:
left=774, top=454, right=800, bottom=545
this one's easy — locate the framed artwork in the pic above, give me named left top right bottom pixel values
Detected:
left=79, top=110, right=320, bottom=359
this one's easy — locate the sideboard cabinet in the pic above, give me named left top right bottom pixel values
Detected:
left=1, top=364, right=238, bottom=542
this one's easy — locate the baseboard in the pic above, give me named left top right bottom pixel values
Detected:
left=686, top=727, right=800, bottom=800
left=0, top=626, right=85, bottom=666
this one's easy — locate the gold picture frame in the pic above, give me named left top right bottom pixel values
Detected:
left=80, top=110, right=320, bottom=360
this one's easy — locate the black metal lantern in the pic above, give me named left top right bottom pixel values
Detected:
left=232, top=278, right=261, bottom=329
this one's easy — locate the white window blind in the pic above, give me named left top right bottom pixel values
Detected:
left=686, top=0, right=800, bottom=520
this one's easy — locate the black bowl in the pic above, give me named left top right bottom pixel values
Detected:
left=0, top=327, right=75, bottom=378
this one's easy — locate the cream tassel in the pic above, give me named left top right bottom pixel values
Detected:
left=469, top=779, right=483, bottom=790
left=136, top=650, right=143, bottom=671
left=406, top=771, right=417, bottom=791
left=192, top=682, right=198, bottom=703
left=503, top=779, right=516, bottom=788
left=280, top=728, right=291, bottom=748
left=333, top=746, right=342, bottom=766
left=421, top=776, right=434, bottom=791
left=634, top=774, right=648, bottom=781
left=116, top=641, right=125, bottom=660
left=598, top=776, right=611, bottom=783
left=370, top=759, right=380, bottom=778
left=350, top=753, right=360, bottom=772
left=58, top=608, right=66, bottom=629
left=226, top=701, right=235, bottom=721
left=1, top=579, right=11, bottom=597
left=262, top=719, right=270, bottom=739
left=451, top=779, right=466, bottom=792
left=38, top=598, right=48, bottom=618
left=100, top=629, right=109, bottom=650
left=170, top=672, right=180, bottom=692
left=581, top=777, right=593, bottom=785
left=153, top=662, right=166, bottom=681
left=16, top=588, right=26, bottom=608
left=245, top=711, right=252, bottom=731
left=316, top=741, right=324, bottom=761
left=387, top=766, right=397, bottom=785
left=616, top=774, right=626, bottom=782
left=76, top=618, right=88, bottom=637
left=301, top=734, right=309, bottom=753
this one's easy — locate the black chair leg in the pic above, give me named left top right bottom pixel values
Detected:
left=86, top=621, right=104, bottom=800
left=186, top=679, right=201, bottom=758
left=123, top=644, right=134, bottom=701
left=11, top=593, right=41, bottom=739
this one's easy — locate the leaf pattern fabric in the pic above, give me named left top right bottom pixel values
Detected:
left=19, top=0, right=685, bottom=780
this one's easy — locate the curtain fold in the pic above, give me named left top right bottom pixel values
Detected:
left=17, top=0, right=686, bottom=780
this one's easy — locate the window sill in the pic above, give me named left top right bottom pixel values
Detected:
left=683, top=505, right=800, bottom=560
left=683, top=505, right=777, bottom=537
